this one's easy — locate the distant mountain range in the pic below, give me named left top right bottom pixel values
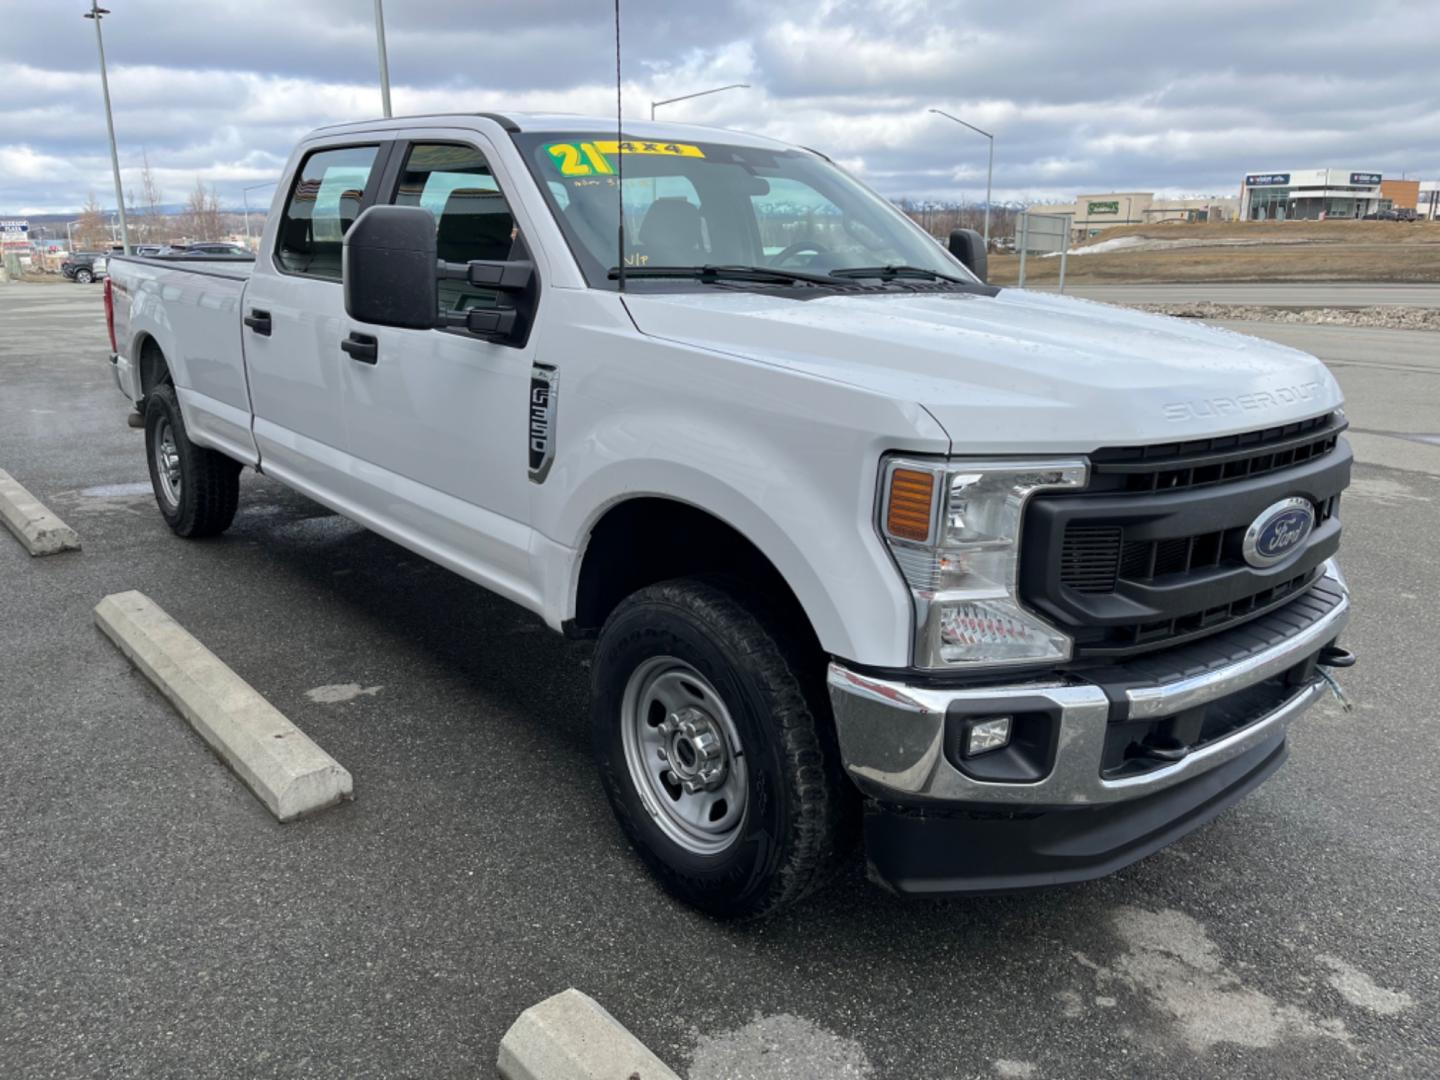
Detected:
left=19, top=205, right=250, bottom=225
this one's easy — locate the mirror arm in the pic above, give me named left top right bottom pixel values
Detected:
left=437, top=259, right=534, bottom=291
left=441, top=308, right=520, bottom=338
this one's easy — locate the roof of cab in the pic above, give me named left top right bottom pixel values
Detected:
left=306, top=111, right=798, bottom=153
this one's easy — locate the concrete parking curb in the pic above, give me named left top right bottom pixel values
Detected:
left=497, top=989, right=681, bottom=1080
left=0, top=468, right=79, bottom=555
left=94, top=590, right=353, bottom=821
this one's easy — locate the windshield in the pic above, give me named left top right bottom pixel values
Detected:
left=514, top=131, right=973, bottom=289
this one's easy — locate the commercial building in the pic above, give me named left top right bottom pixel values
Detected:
left=1026, top=192, right=1237, bottom=242
left=1379, top=179, right=1419, bottom=212
left=1418, top=181, right=1440, bottom=221
left=1239, top=169, right=1383, bottom=220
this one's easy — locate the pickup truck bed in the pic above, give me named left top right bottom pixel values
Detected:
left=110, top=257, right=259, bottom=465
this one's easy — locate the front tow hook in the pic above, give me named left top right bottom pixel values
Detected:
left=1318, top=645, right=1356, bottom=669
left=1133, top=736, right=1190, bottom=764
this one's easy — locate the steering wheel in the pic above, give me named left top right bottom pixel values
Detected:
left=771, top=240, right=829, bottom=267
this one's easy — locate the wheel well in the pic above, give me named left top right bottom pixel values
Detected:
left=137, top=335, right=171, bottom=399
left=573, top=498, right=824, bottom=660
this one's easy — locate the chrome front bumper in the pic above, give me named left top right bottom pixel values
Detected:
left=829, top=560, right=1349, bottom=807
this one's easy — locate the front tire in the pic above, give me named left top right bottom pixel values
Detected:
left=75, top=269, right=93, bottom=284
left=592, top=577, right=857, bottom=918
left=144, top=384, right=241, bottom=537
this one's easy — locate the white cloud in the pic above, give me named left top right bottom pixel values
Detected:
left=1, top=0, right=1437, bottom=214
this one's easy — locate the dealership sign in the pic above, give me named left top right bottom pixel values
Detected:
left=1086, top=200, right=1120, bottom=215
left=0, top=219, right=28, bottom=250
left=1245, top=174, right=1290, bottom=187
left=1349, top=172, right=1382, bottom=186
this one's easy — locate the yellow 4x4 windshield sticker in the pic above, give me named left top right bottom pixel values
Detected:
left=545, top=140, right=705, bottom=177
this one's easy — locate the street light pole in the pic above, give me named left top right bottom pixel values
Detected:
left=929, top=108, right=994, bottom=251
left=373, top=0, right=392, bottom=118
left=241, top=181, right=277, bottom=244
left=650, top=83, right=749, bottom=121
left=84, top=1, right=130, bottom=254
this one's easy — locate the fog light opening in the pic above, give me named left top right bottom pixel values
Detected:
left=964, top=715, right=1013, bottom=758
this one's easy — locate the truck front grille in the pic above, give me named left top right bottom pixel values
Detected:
left=1021, top=413, right=1351, bottom=659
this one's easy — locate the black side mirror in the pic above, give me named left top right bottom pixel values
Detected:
left=344, top=205, right=439, bottom=329
left=948, top=228, right=987, bottom=283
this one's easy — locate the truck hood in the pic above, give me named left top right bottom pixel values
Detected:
left=620, top=287, right=1344, bottom=453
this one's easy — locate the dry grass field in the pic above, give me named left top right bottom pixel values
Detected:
left=990, top=220, right=1440, bottom=285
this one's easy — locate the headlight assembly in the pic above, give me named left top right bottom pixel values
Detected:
left=879, top=457, right=1087, bottom=669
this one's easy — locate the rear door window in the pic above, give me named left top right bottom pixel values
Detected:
left=275, top=144, right=380, bottom=279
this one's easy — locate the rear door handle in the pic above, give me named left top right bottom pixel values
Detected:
left=243, top=309, right=271, bottom=336
left=340, top=332, right=378, bottom=364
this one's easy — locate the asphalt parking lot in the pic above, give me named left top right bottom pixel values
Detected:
left=2, top=280, right=1437, bottom=1079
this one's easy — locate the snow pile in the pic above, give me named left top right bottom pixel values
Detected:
left=1133, top=302, right=1440, bottom=331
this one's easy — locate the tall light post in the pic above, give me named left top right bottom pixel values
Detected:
left=241, top=181, right=277, bottom=244
left=373, top=0, right=392, bottom=118
left=84, top=1, right=130, bottom=254
left=929, top=108, right=994, bottom=251
left=650, top=83, right=749, bottom=121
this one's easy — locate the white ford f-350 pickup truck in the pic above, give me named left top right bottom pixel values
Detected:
left=106, top=113, right=1353, bottom=917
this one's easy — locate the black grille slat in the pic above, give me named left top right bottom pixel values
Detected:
left=1119, top=541, right=1152, bottom=579
left=1059, top=525, right=1123, bottom=593
left=1152, top=536, right=1192, bottom=577
left=1068, top=527, right=1228, bottom=593
left=1091, top=412, right=1343, bottom=496
left=1076, top=571, right=1318, bottom=656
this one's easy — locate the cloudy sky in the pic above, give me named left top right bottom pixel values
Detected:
left=2, top=0, right=1437, bottom=215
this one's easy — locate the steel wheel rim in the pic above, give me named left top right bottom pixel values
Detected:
left=620, top=656, right=748, bottom=856
left=154, top=418, right=181, bottom=507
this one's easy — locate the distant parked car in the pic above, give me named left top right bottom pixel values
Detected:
left=179, top=242, right=255, bottom=258
left=134, top=244, right=166, bottom=256
left=1364, top=208, right=1417, bottom=221
left=61, top=252, right=107, bottom=283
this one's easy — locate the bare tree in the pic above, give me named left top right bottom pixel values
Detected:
left=896, top=198, right=1025, bottom=250
left=139, top=150, right=166, bottom=244
left=75, top=192, right=108, bottom=250
left=182, top=177, right=223, bottom=241
left=125, top=187, right=140, bottom=243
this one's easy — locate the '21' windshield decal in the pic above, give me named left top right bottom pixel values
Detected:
left=545, top=141, right=705, bottom=177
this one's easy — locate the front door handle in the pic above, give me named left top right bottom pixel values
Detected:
left=243, top=309, right=271, bottom=336
left=341, top=332, right=378, bottom=364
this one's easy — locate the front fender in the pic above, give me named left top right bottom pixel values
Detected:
left=538, top=408, right=942, bottom=668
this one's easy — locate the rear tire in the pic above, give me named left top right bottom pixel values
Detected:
left=75, top=269, right=93, bottom=284
left=591, top=577, right=857, bottom=918
left=144, top=384, right=241, bottom=537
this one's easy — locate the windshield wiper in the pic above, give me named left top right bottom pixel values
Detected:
left=828, top=264, right=970, bottom=284
left=606, top=264, right=840, bottom=286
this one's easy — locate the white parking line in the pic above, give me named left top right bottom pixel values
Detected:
left=94, top=590, right=353, bottom=821
left=497, top=989, right=681, bottom=1080
left=0, top=468, right=80, bottom=555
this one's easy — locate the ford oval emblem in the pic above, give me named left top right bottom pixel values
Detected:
left=1242, top=497, right=1316, bottom=568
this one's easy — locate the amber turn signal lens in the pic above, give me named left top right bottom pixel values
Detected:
left=886, top=468, right=935, bottom=541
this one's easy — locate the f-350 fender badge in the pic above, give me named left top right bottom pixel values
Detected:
left=528, top=364, right=558, bottom=483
